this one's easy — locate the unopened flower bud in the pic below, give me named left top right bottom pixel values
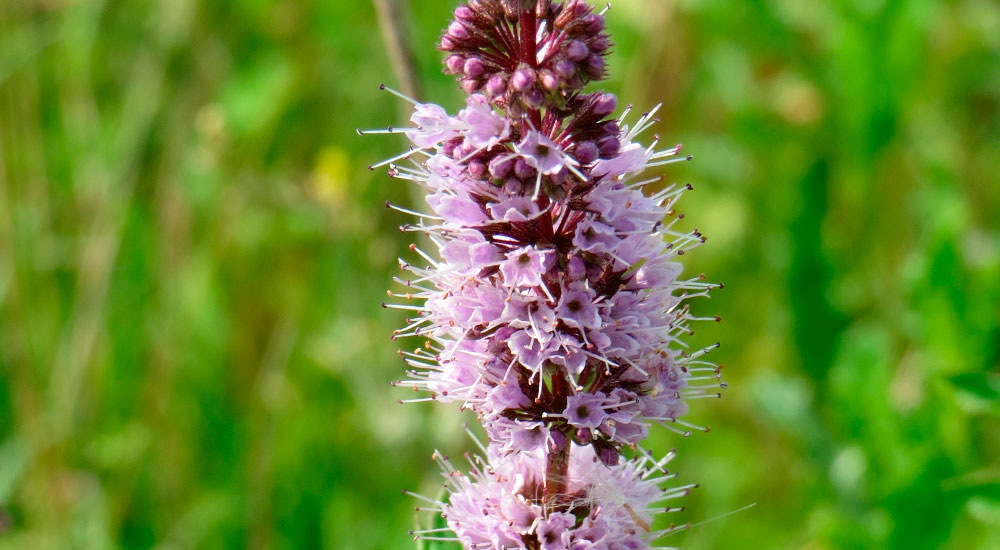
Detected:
left=565, top=40, right=589, bottom=61
left=549, top=430, right=567, bottom=450
left=585, top=54, right=606, bottom=77
left=447, top=21, right=469, bottom=40
left=503, top=177, right=523, bottom=194
left=554, top=59, right=576, bottom=79
left=511, top=67, right=535, bottom=92
left=523, top=88, right=544, bottom=109
left=468, top=160, right=487, bottom=178
left=462, top=78, right=481, bottom=93
left=574, top=141, right=599, bottom=164
left=590, top=35, right=610, bottom=52
left=584, top=13, right=605, bottom=33
left=485, top=75, right=507, bottom=97
left=489, top=156, right=513, bottom=179
left=598, top=136, right=620, bottom=157
left=445, top=54, right=465, bottom=74
left=539, top=70, right=560, bottom=92
left=464, top=57, right=485, bottom=78
left=594, top=93, right=618, bottom=116
left=454, top=5, right=475, bottom=21
left=597, top=443, right=620, bottom=467
left=514, top=158, right=536, bottom=179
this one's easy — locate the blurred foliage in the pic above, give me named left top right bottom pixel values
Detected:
left=0, top=0, right=998, bottom=549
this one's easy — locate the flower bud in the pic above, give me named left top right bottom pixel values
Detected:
left=445, top=54, right=465, bottom=74
left=522, top=88, right=544, bottom=109
left=574, top=141, right=599, bottom=164
left=463, top=57, right=485, bottom=78
left=565, top=40, right=589, bottom=61
left=447, top=21, right=470, bottom=40
left=514, top=158, right=536, bottom=179
left=590, top=35, right=610, bottom=52
left=598, top=136, right=620, bottom=157
left=593, top=93, right=618, bottom=116
left=462, top=78, right=481, bottom=93
left=549, top=430, right=567, bottom=450
left=511, top=67, right=535, bottom=92
left=583, top=13, right=605, bottom=33
left=585, top=54, right=606, bottom=77
left=467, top=160, right=487, bottom=178
left=554, top=59, right=576, bottom=79
left=539, top=70, right=560, bottom=92
left=596, top=443, right=620, bottom=467
left=489, top=156, right=513, bottom=179
left=485, top=75, right=507, bottom=98
left=454, top=5, right=475, bottom=21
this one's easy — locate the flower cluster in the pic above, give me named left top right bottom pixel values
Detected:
left=442, top=0, right=612, bottom=111
left=409, top=444, right=692, bottom=549
left=365, top=1, right=724, bottom=548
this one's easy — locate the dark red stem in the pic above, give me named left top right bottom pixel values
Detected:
left=518, top=2, right=537, bottom=69
left=519, top=2, right=543, bottom=130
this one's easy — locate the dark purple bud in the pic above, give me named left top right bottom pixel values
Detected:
left=485, top=75, right=507, bottom=97
left=574, top=141, right=599, bottom=164
left=585, top=54, right=606, bottom=77
left=565, top=40, right=589, bottom=61
left=467, top=160, right=487, bottom=178
left=445, top=54, right=465, bottom=74
left=593, top=93, right=618, bottom=116
left=589, top=35, right=610, bottom=52
left=550, top=166, right=571, bottom=186
left=597, top=444, right=620, bottom=466
left=598, top=136, right=620, bottom=157
left=522, top=88, right=544, bottom=109
left=503, top=177, right=523, bottom=194
left=584, top=14, right=605, bottom=33
left=455, top=5, right=475, bottom=21
left=549, top=430, right=567, bottom=450
left=442, top=138, right=460, bottom=157
left=514, top=158, right=536, bottom=179
left=554, top=59, right=576, bottom=79
left=462, top=78, right=482, bottom=93
left=601, top=121, right=620, bottom=134
left=448, top=21, right=470, bottom=40
left=575, top=427, right=593, bottom=445
left=489, top=156, right=513, bottom=179
left=539, top=70, right=559, bottom=92
left=511, top=67, right=535, bottom=92
left=463, top=57, right=485, bottom=78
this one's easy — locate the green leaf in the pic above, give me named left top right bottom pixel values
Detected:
left=949, top=372, right=1000, bottom=402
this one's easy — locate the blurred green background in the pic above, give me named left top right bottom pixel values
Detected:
left=1, top=0, right=998, bottom=548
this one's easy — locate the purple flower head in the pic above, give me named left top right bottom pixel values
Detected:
left=366, top=2, right=726, bottom=547
left=406, top=444, right=686, bottom=550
